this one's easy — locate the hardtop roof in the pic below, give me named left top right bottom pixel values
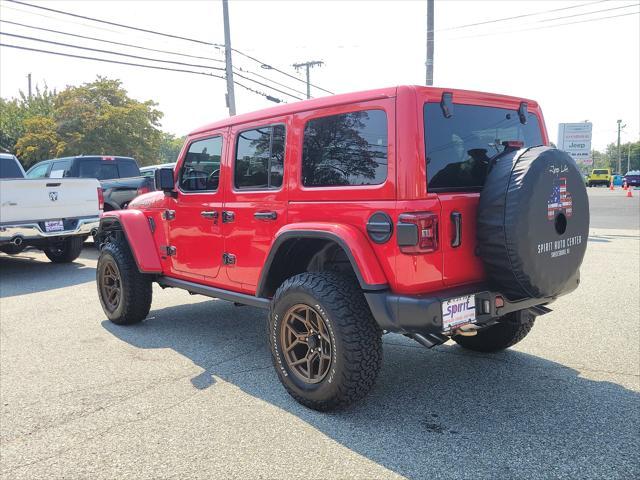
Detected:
left=189, top=85, right=539, bottom=136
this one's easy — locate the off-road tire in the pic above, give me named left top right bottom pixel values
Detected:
left=453, top=311, right=536, bottom=353
left=269, top=272, right=382, bottom=411
left=44, top=236, right=84, bottom=263
left=97, top=241, right=152, bottom=325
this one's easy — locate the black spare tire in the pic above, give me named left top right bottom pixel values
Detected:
left=477, top=146, right=589, bottom=299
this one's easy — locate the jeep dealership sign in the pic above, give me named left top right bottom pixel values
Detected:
left=557, top=122, right=592, bottom=165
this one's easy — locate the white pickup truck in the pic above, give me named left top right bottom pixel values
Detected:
left=0, top=153, right=101, bottom=263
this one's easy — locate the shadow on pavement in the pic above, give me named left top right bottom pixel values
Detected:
left=103, top=299, right=640, bottom=479
left=0, top=247, right=97, bottom=298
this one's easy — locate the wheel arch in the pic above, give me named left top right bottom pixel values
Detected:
left=98, top=210, right=162, bottom=273
left=256, top=225, right=388, bottom=298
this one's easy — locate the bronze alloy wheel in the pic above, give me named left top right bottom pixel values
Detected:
left=280, top=304, right=333, bottom=384
left=100, top=259, right=122, bottom=313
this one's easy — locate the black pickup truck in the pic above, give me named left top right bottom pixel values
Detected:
left=26, top=156, right=154, bottom=211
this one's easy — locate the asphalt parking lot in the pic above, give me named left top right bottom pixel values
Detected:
left=1, top=188, right=638, bottom=479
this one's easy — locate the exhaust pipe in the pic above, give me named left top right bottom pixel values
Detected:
left=407, top=332, right=448, bottom=349
left=91, top=228, right=98, bottom=237
left=11, top=236, right=23, bottom=246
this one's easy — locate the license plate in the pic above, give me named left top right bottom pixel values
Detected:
left=44, top=220, right=64, bottom=232
left=442, top=295, right=476, bottom=332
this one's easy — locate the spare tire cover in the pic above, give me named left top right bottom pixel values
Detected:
left=477, top=146, right=589, bottom=299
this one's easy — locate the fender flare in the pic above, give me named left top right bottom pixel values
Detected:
left=99, top=210, right=162, bottom=273
left=256, top=223, right=389, bottom=297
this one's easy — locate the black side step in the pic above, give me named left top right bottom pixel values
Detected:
left=157, top=276, right=270, bottom=310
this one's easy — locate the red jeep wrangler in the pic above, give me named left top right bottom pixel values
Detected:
left=96, top=86, right=589, bottom=410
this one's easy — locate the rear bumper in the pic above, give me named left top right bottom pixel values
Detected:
left=364, top=283, right=566, bottom=335
left=0, top=216, right=99, bottom=244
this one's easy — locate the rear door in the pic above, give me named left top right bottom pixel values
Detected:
left=423, top=101, right=544, bottom=287
left=222, top=119, right=289, bottom=292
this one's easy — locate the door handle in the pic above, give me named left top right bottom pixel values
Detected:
left=451, top=211, right=462, bottom=248
left=200, top=210, right=218, bottom=220
left=254, top=211, right=277, bottom=221
left=222, top=211, right=235, bottom=223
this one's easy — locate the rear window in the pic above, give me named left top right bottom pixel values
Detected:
left=117, top=159, right=140, bottom=178
left=0, top=156, right=24, bottom=178
left=424, top=103, right=543, bottom=191
left=78, top=158, right=119, bottom=180
left=302, top=109, right=388, bottom=187
left=593, top=169, right=609, bottom=175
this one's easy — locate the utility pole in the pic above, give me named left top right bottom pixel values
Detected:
left=27, top=73, right=32, bottom=99
left=222, top=0, right=236, bottom=116
left=292, top=61, right=324, bottom=99
left=616, top=119, right=626, bottom=173
left=426, top=0, right=434, bottom=86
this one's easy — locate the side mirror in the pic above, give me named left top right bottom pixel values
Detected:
left=155, top=168, right=175, bottom=193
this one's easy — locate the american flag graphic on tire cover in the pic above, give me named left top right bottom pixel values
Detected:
left=547, top=177, right=573, bottom=221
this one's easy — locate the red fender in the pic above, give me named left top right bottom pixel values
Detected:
left=272, top=222, right=388, bottom=288
left=100, top=210, right=162, bottom=273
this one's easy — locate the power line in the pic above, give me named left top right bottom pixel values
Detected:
left=232, top=70, right=303, bottom=101
left=0, top=19, right=226, bottom=63
left=234, top=66, right=308, bottom=98
left=434, top=0, right=608, bottom=33
left=0, top=31, right=226, bottom=71
left=5, top=0, right=334, bottom=95
left=0, top=42, right=223, bottom=77
left=6, top=0, right=217, bottom=46
left=0, top=31, right=304, bottom=100
left=448, top=10, right=640, bottom=40
left=537, top=2, right=639, bottom=23
left=0, top=19, right=308, bottom=97
left=233, top=48, right=334, bottom=95
left=0, top=42, right=286, bottom=103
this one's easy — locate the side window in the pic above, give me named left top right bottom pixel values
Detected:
left=179, top=136, right=223, bottom=192
left=117, top=159, right=140, bottom=178
left=27, top=163, right=50, bottom=179
left=302, top=109, right=388, bottom=187
left=50, top=160, right=71, bottom=178
left=234, top=125, right=285, bottom=190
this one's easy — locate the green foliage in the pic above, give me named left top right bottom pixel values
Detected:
left=53, top=77, right=163, bottom=166
left=0, top=84, right=57, bottom=152
left=592, top=141, right=640, bottom=173
left=1, top=76, right=174, bottom=167
left=158, top=132, right=185, bottom=164
left=15, top=117, right=65, bottom=167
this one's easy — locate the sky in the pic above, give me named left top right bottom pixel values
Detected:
left=0, top=0, right=639, bottom=152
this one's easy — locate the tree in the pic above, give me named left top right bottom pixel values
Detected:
left=158, top=132, right=185, bottom=164
left=0, top=84, right=56, bottom=152
left=15, top=117, right=65, bottom=167
left=53, top=77, right=163, bottom=165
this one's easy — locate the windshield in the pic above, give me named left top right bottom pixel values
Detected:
left=424, top=103, right=543, bottom=191
left=593, top=169, right=609, bottom=175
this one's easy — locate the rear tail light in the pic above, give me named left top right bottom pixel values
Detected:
left=398, top=212, right=439, bottom=254
left=97, top=187, right=104, bottom=211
